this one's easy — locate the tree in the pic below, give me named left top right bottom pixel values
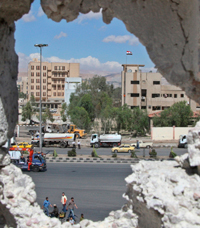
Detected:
left=60, top=102, right=67, bottom=122
left=36, top=108, right=54, bottom=124
left=131, top=108, right=149, bottom=136
left=100, top=106, right=115, bottom=133
left=78, top=94, right=95, bottom=120
left=18, top=91, right=26, bottom=99
left=68, top=107, right=91, bottom=131
left=21, top=101, right=34, bottom=122
left=153, top=101, right=193, bottom=127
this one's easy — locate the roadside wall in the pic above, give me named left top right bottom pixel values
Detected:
left=151, top=126, right=192, bottom=140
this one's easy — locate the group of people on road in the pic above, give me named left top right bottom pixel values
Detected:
left=72, top=140, right=81, bottom=149
left=42, top=192, right=83, bottom=224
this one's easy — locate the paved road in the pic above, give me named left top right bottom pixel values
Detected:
left=35, top=147, right=187, bottom=157
left=27, top=163, right=132, bottom=222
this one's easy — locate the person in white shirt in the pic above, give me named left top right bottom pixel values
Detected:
left=61, top=192, right=67, bottom=213
left=77, top=140, right=81, bottom=149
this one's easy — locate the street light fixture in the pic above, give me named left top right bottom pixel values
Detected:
left=34, top=44, right=48, bottom=152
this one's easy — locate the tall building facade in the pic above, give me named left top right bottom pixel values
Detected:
left=28, top=59, right=80, bottom=108
left=121, top=64, right=197, bottom=114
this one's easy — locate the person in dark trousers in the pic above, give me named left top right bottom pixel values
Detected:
left=136, top=140, right=140, bottom=149
left=19, top=155, right=25, bottom=163
left=77, top=140, right=81, bottom=149
left=66, top=197, right=78, bottom=221
left=61, top=192, right=67, bottom=213
left=49, top=204, right=59, bottom=218
left=42, top=197, right=52, bottom=216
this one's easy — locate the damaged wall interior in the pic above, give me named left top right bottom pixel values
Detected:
left=0, top=0, right=200, bottom=227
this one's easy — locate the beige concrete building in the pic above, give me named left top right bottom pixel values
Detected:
left=121, top=64, right=198, bottom=114
left=17, top=76, right=28, bottom=97
left=28, top=58, right=80, bottom=108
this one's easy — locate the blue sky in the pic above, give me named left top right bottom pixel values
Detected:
left=15, top=1, right=155, bottom=75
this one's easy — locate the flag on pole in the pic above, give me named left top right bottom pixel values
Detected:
left=126, top=51, right=132, bottom=55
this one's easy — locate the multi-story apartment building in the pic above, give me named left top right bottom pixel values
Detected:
left=121, top=64, right=197, bottom=114
left=28, top=58, right=80, bottom=108
left=17, top=77, right=28, bottom=97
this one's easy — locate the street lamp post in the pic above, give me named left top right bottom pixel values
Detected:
left=34, top=44, right=48, bottom=152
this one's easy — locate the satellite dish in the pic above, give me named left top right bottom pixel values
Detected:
left=127, top=69, right=132, bottom=73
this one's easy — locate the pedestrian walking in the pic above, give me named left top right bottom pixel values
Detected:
left=77, top=140, right=81, bottom=149
left=72, top=141, right=76, bottom=148
left=66, top=197, right=78, bottom=221
left=61, top=192, right=67, bottom=213
left=42, top=197, right=52, bottom=216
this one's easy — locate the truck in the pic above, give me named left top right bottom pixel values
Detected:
left=31, top=133, right=76, bottom=148
left=131, top=140, right=153, bottom=148
left=8, top=147, right=46, bottom=172
left=178, top=134, right=188, bottom=148
left=67, top=124, right=87, bottom=138
left=90, top=133, right=122, bottom=148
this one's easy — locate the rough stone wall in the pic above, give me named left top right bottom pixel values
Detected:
left=125, top=160, right=200, bottom=228
left=0, top=0, right=200, bottom=227
left=41, top=0, right=200, bottom=104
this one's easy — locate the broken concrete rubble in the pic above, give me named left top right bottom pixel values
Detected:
left=0, top=0, right=200, bottom=227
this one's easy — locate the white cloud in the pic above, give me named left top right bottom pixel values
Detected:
left=22, top=10, right=36, bottom=22
left=103, top=35, right=139, bottom=46
left=54, top=32, right=67, bottom=39
left=18, top=53, right=122, bottom=74
left=77, top=10, right=102, bottom=23
left=38, top=7, right=45, bottom=17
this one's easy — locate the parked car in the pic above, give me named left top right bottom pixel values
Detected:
left=131, top=140, right=153, bottom=148
left=13, top=142, right=33, bottom=149
left=111, top=144, right=135, bottom=153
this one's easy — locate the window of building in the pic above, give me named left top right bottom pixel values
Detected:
left=31, top=92, right=34, bottom=96
left=53, top=85, right=56, bottom=90
left=131, top=81, right=140, bottom=84
left=162, top=106, right=170, bottom=110
left=36, top=66, right=40, bottom=70
left=31, top=86, right=34, bottom=90
left=43, top=79, right=46, bottom=83
left=36, top=92, right=40, bottom=96
left=153, top=81, right=160, bottom=85
left=174, top=94, right=177, bottom=98
left=31, top=72, right=34, bottom=76
left=36, top=72, right=40, bottom=76
left=58, top=92, right=61, bottom=96
left=43, top=92, right=46, bottom=96
left=31, top=66, right=34, bottom=70
left=54, top=73, right=57, bottom=77
left=131, top=106, right=139, bottom=109
left=131, top=93, right=140, bottom=97
left=36, top=86, right=40, bottom=90
left=62, top=73, right=65, bottom=77
left=152, top=93, right=160, bottom=98
left=36, top=79, right=40, bottom=83
left=141, top=106, right=146, bottom=109
left=31, top=79, right=34, bottom=83
left=62, top=66, right=65, bottom=70
left=59, top=66, right=61, bottom=70
left=181, top=94, right=184, bottom=98
left=153, top=106, right=161, bottom=111
left=55, top=104, right=58, bottom=109
left=43, top=72, right=46, bottom=76
left=43, top=66, right=46, bottom=70
left=43, top=86, right=46, bottom=89
left=62, top=92, right=64, bottom=96
left=54, top=66, right=57, bottom=70
left=53, top=92, right=56, bottom=96
left=168, top=94, right=172, bottom=97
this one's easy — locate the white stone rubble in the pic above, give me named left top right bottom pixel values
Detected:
left=125, top=160, right=200, bottom=228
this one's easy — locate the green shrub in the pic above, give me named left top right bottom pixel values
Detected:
left=149, top=148, right=157, bottom=158
left=91, top=146, right=98, bottom=157
left=53, top=150, right=58, bottom=157
left=131, top=151, right=138, bottom=158
left=112, top=153, right=117, bottom=158
left=68, top=148, right=76, bottom=157
left=169, top=147, right=177, bottom=158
